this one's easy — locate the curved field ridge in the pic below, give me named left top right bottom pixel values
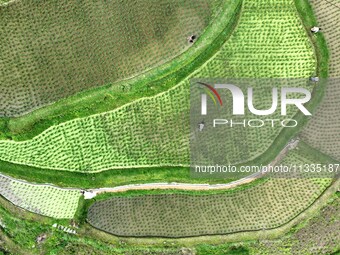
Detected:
left=0, top=173, right=81, bottom=218
left=0, top=0, right=316, bottom=172
left=301, top=0, right=340, bottom=160
left=309, top=0, right=340, bottom=78
left=0, top=0, right=219, bottom=117
left=87, top=178, right=332, bottom=238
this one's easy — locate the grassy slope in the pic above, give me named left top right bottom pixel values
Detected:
left=0, top=164, right=235, bottom=188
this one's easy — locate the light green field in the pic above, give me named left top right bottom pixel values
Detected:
left=0, top=174, right=81, bottom=219
left=0, top=0, right=316, bottom=173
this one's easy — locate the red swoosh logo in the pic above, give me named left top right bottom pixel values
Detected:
left=197, top=82, right=223, bottom=106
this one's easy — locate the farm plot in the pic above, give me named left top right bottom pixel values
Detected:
left=86, top=145, right=334, bottom=238
left=301, top=79, right=340, bottom=161
left=248, top=193, right=340, bottom=255
left=0, top=0, right=316, bottom=172
left=0, top=86, right=190, bottom=171
left=87, top=177, right=332, bottom=237
left=0, top=0, right=220, bottom=117
left=198, top=0, right=316, bottom=78
left=290, top=194, right=340, bottom=255
left=309, top=0, right=340, bottom=78
left=0, top=174, right=81, bottom=218
left=301, top=0, right=340, bottom=161
left=0, top=0, right=315, bottom=172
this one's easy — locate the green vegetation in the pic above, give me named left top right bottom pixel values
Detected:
left=0, top=0, right=319, bottom=176
left=196, top=244, right=249, bottom=255
left=0, top=0, right=223, bottom=117
left=247, top=192, right=340, bottom=254
left=0, top=174, right=81, bottom=218
left=0, top=0, right=337, bottom=253
left=0, top=196, right=181, bottom=255
left=87, top=177, right=331, bottom=237
left=0, top=162, right=238, bottom=188
left=301, top=0, right=340, bottom=161
left=0, top=178, right=338, bottom=254
left=0, top=0, right=237, bottom=141
left=309, top=0, right=340, bottom=78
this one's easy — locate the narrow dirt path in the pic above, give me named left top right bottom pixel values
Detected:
left=0, top=139, right=299, bottom=200
left=87, top=139, right=299, bottom=196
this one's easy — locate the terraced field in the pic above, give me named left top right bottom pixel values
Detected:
left=301, top=0, right=340, bottom=161
left=0, top=0, right=221, bottom=116
left=301, top=79, right=340, bottom=161
left=309, top=0, right=340, bottom=78
left=0, top=0, right=317, bottom=173
left=84, top=0, right=336, bottom=240
left=87, top=177, right=332, bottom=237
left=86, top=144, right=336, bottom=238
left=0, top=174, right=81, bottom=219
left=0, top=0, right=338, bottom=252
left=198, top=0, right=316, bottom=78
left=86, top=142, right=336, bottom=238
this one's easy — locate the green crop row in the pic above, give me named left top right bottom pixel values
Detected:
left=86, top=143, right=335, bottom=238
left=88, top=177, right=332, bottom=238
left=0, top=0, right=317, bottom=173
left=0, top=174, right=81, bottom=219
left=300, top=0, right=340, bottom=162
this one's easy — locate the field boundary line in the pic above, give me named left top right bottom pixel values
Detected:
left=85, top=178, right=339, bottom=243
left=0, top=139, right=297, bottom=195
left=0, top=0, right=240, bottom=123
